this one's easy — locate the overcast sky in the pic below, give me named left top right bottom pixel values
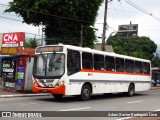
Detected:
left=0, top=0, right=160, bottom=49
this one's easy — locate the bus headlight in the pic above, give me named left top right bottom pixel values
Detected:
left=33, top=80, right=38, bottom=87
left=57, top=81, right=64, bottom=86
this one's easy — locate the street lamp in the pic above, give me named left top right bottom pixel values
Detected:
left=106, top=31, right=117, bottom=44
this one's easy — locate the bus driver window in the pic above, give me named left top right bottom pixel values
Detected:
left=67, top=50, right=80, bottom=76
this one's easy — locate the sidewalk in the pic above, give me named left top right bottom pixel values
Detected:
left=0, top=85, right=51, bottom=98
left=150, top=84, right=160, bottom=90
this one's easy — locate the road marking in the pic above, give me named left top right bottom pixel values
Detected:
left=155, top=109, right=160, bottom=111
left=19, top=103, right=37, bottom=106
left=127, top=100, right=144, bottom=104
left=59, top=107, right=91, bottom=111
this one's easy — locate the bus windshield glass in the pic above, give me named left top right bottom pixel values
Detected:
left=33, top=53, right=65, bottom=77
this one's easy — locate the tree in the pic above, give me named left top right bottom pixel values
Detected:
left=5, top=0, right=103, bottom=48
left=25, top=38, right=39, bottom=48
left=152, top=53, right=160, bottom=67
left=107, top=35, right=157, bottom=60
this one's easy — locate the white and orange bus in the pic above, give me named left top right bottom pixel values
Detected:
left=32, top=44, right=151, bottom=100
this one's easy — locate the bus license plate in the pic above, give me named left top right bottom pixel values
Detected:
left=41, top=90, right=48, bottom=92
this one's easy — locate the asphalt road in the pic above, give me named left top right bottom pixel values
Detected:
left=0, top=89, right=160, bottom=120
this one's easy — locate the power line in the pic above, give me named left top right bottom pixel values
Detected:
left=107, top=25, right=117, bottom=32
left=118, top=0, right=129, bottom=19
left=0, top=12, right=18, bottom=17
left=123, top=0, right=160, bottom=23
left=26, top=32, right=42, bottom=37
left=0, top=2, right=93, bottom=24
left=112, top=2, right=120, bottom=18
left=0, top=15, right=22, bottom=22
left=0, top=13, right=102, bottom=37
left=0, top=15, right=43, bottom=37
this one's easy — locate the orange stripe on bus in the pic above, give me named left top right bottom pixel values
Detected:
left=80, top=69, right=151, bottom=76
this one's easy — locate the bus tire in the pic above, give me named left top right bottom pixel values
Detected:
left=52, top=94, right=63, bottom=100
left=127, top=84, right=135, bottom=97
left=80, top=84, right=91, bottom=101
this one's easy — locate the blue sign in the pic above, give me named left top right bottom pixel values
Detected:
left=17, top=79, right=22, bottom=86
left=18, top=66, right=24, bottom=70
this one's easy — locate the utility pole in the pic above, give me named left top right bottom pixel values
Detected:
left=128, top=21, right=132, bottom=56
left=102, top=0, right=109, bottom=51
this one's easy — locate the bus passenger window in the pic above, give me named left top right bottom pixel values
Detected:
left=125, top=59, right=134, bottom=73
left=105, top=56, right=115, bottom=71
left=82, top=52, right=93, bottom=69
left=135, top=61, right=143, bottom=73
left=94, top=54, right=104, bottom=70
left=67, top=50, right=80, bottom=76
left=116, top=58, right=124, bottom=72
left=143, top=62, right=150, bottom=74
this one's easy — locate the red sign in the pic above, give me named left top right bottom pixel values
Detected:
left=2, top=32, right=25, bottom=47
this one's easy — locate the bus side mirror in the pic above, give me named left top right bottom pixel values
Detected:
left=29, top=56, right=31, bottom=63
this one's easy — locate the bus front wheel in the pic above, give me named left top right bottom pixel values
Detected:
left=52, top=94, right=63, bottom=100
left=80, top=84, right=91, bottom=101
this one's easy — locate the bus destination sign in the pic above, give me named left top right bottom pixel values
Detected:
left=36, top=46, right=63, bottom=53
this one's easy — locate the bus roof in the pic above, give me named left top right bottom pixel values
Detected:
left=37, top=44, right=151, bottom=63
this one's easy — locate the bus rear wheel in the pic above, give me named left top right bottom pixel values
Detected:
left=127, top=84, right=135, bottom=97
left=52, top=94, right=63, bottom=100
left=80, top=84, right=91, bottom=101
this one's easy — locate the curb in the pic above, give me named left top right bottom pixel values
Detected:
left=150, top=88, right=160, bottom=90
left=0, top=93, right=51, bottom=98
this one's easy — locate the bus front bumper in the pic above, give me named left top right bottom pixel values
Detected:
left=32, top=84, right=65, bottom=94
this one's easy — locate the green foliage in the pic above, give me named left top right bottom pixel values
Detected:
left=25, top=38, right=39, bottom=48
left=5, top=0, right=103, bottom=48
left=152, top=53, right=160, bottom=67
left=107, top=35, right=157, bottom=60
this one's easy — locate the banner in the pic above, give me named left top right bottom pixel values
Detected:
left=2, top=32, right=25, bottom=47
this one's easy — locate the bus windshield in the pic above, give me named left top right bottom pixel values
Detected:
left=33, top=53, right=65, bottom=78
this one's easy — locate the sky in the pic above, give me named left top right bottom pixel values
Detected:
left=95, top=0, right=160, bottom=49
left=0, top=0, right=160, bottom=50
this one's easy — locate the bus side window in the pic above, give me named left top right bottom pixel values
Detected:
left=143, top=62, right=150, bottom=74
left=105, top=56, right=115, bottom=71
left=94, top=54, right=104, bottom=70
left=116, top=58, right=124, bottom=72
left=82, top=52, right=93, bottom=69
left=125, top=59, right=134, bottom=73
left=135, top=61, right=143, bottom=73
left=67, top=50, right=80, bottom=76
